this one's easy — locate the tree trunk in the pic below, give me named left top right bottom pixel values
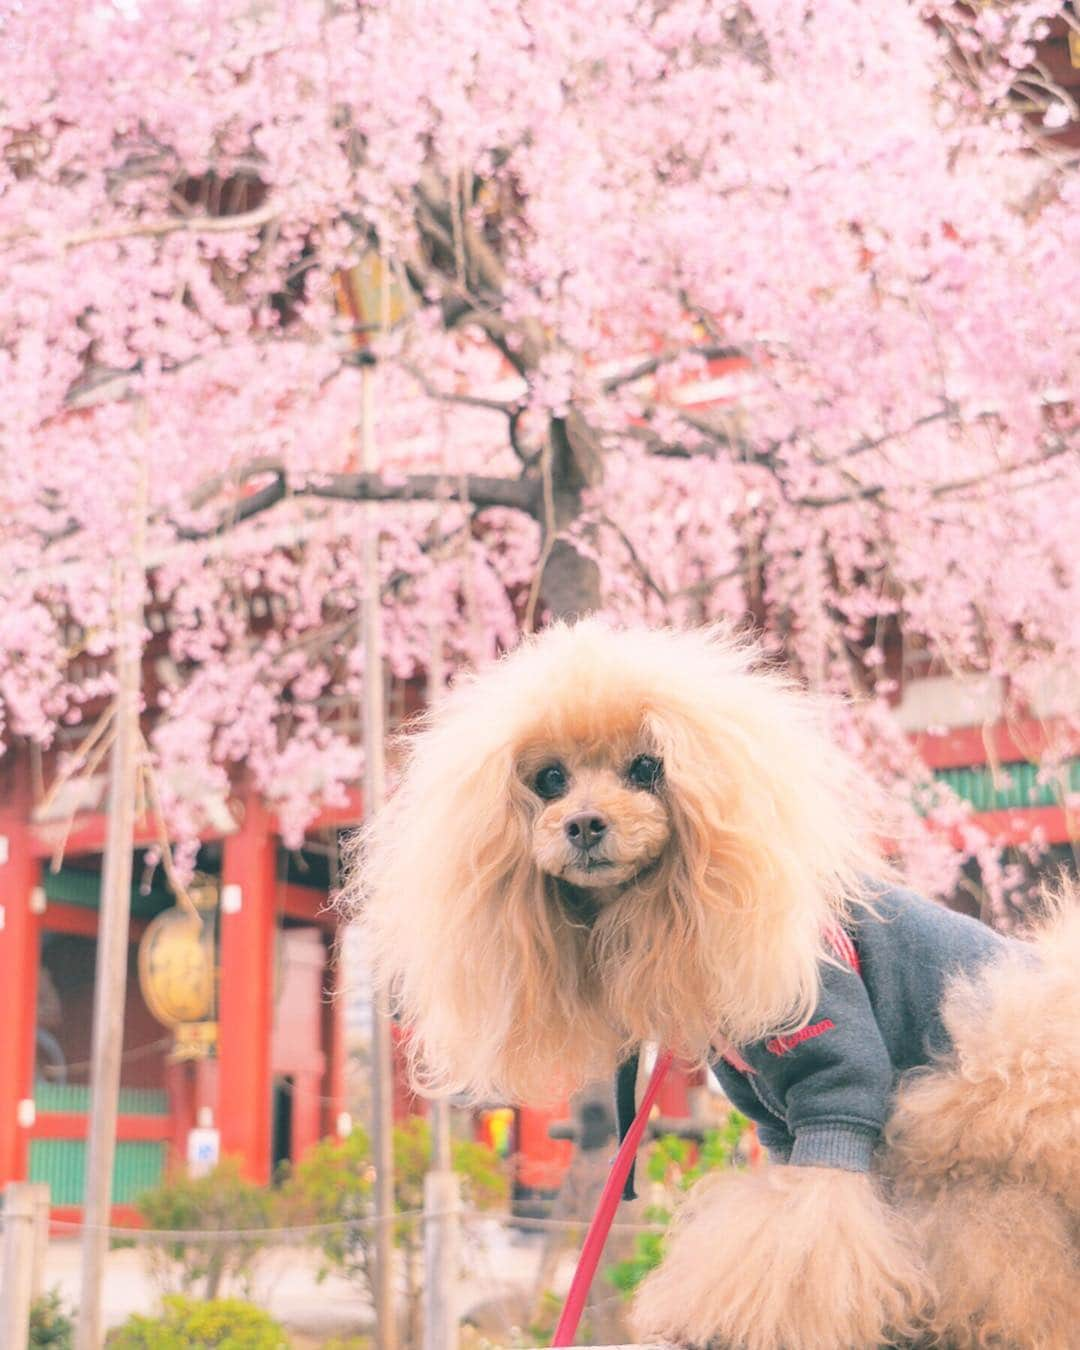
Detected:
left=540, top=537, right=602, bottom=622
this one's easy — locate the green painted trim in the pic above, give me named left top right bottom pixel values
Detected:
left=43, top=866, right=174, bottom=918
left=34, top=1081, right=169, bottom=1116
left=933, top=759, right=1080, bottom=812
left=28, top=1138, right=165, bottom=1206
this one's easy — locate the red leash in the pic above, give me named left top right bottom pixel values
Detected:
left=551, top=930, right=860, bottom=1343
left=550, top=1049, right=674, bottom=1347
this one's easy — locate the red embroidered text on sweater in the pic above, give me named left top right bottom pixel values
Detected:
left=765, top=1019, right=836, bottom=1057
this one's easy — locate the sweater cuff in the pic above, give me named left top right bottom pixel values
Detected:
left=789, top=1124, right=877, bottom=1172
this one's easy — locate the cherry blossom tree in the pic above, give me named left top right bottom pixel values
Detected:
left=3, top=0, right=1079, bottom=904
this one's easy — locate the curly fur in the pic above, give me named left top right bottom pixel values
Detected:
left=632, top=1166, right=931, bottom=1350
left=347, top=620, right=1080, bottom=1347
left=887, top=898, right=1080, bottom=1213
left=350, top=620, right=884, bottom=1102
left=882, top=893, right=1080, bottom=1347
left=901, top=1181, right=1080, bottom=1348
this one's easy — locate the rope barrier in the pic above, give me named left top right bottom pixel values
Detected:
left=40, top=1207, right=664, bottom=1243
left=46, top=1210, right=427, bottom=1241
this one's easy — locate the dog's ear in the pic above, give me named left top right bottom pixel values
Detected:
left=344, top=682, right=555, bottom=1100
left=640, top=656, right=881, bottom=1044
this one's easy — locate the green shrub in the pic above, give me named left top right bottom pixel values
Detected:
left=287, top=1117, right=507, bottom=1285
left=286, top=1116, right=508, bottom=1345
left=29, top=1288, right=74, bottom=1349
left=606, top=1112, right=750, bottom=1299
left=128, top=1159, right=278, bottom=1300
left=105, top=1294, right=289, bottom=1348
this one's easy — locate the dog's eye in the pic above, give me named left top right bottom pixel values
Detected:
left=534, top=763, right=569, bottom=800
left=627, top=755, right=663, bottom=791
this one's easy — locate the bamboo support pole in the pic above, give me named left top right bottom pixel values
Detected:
left=422, top=625, right=461, bottom=1350
left=76, top=457, right=146, bottom=1350
left=360, top=354, right=397, bottom=1350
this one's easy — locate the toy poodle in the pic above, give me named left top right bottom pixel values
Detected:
left=352, top=621, right=1080, bottom=1349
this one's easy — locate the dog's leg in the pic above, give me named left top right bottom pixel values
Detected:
left=903, top=1179, right=1080, bottom=1350
left=631, top=1165, right=930, bottom=1350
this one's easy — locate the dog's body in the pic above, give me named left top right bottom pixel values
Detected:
left=355, top=622, right=1080, bottom=1348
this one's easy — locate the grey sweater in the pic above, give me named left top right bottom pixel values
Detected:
left=711, top=885, right=1012, bottom=1170
left=616, top=885, right=1014, bottom=1182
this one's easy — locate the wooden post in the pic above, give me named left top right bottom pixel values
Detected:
left=360, top=354, right=397, bottom=1350
left=422, top=1109, right=460, bottom=1350
left=28, top=1183, right=50, bottom=1301
left=321, top=933, right=347, bottom=1139
left=76, top=548, right=143, bottom=1350
left=2, top=1182, right=38, bottom=1350
left=422, top=629, right=460, bottom=1350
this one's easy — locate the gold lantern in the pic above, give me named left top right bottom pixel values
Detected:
left=137, top=878, right=218, bottom=1060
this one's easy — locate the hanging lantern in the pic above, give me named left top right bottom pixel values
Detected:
left=137, top=879, right=218, bottom=1059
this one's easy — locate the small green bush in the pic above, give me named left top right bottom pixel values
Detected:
left=29, top=1288, right=74, bottom=1349
left=105, top=1295, right=290, bottom=1349
left=286, top=1116, right=508, bottom=1346
left=127, top=1159, right=278, bottom=1299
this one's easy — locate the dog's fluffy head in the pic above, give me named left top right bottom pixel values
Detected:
left=349, top=621, right=883, bottom=1103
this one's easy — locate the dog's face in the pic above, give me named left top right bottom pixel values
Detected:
left=519, top=737, right=673, bottom=892
left=359, top=620, right=881, bottom=1102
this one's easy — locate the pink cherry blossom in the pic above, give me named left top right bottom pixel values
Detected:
left=2, top=0, right=1077, bottom=907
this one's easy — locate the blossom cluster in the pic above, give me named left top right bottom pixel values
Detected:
left=3, top=0, right=1078, bottom=906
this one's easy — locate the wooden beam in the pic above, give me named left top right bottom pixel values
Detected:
left=279, top=882, right=336, bottom=926
left=32, top=1113, right=170, bottom=1143
left=29, top=812, right=228, bottom=860
left=948, top=805, right=1075, bottom=849
left=40, top=902, right=150, bottom=941
left=912, top=718, right=1080, bottom=770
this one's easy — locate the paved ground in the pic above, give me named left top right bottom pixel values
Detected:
left=42, top=1220, right=566, bottom=1340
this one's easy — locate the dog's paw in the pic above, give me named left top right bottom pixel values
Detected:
left=632, top=1166, right=930, bottom=1350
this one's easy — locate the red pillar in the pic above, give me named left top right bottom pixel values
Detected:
left=321, top=929, right=347, bottom=1139
left=0, top=757, right=42, bottom=1187
left=166, top=1059, right=219, bottom=1172
left=219, top=794, right=276, bottom=1182
left=166, top=1061, right=196, bottom=1172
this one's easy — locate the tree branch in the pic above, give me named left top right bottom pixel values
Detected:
left=4, top=201, right=279, bottom=252
left=596, top=512, right=669, bottom=603
left=177, top=459, right=540, bottom=539
left=301, top=470, right=539, bottom=513
left=794, top=440, right=1075, bottom=509
left=599, top=344, right=743, bottom=393
left=398, top=358, right=521, bottom=415
left=810, top=405, right=958, bottom=468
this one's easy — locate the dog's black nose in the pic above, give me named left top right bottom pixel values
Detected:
left=565, top=813, right=608, bottom=848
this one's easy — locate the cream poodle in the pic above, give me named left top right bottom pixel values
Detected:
left=352, top=621, right=1080, bottom=1349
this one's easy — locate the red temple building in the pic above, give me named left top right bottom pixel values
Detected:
left=6, top=22, right=1080, bottom=1204
left=1, top=630, right=1077, bottom=1223
left=0, top=750, right=354, bottom=1224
